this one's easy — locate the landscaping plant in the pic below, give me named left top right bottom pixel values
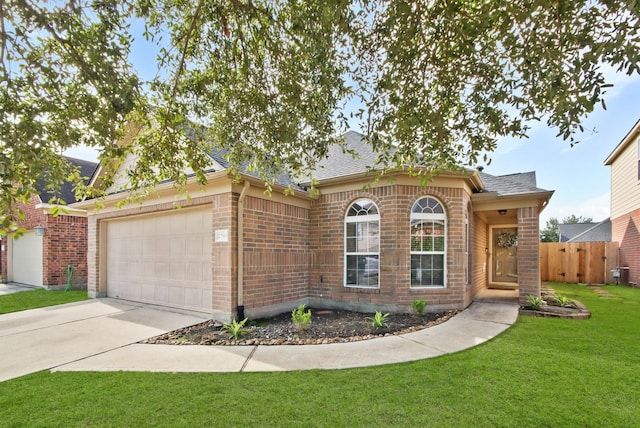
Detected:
left=291, top=304, right=312, bottom=331
left=411, top=299, right=427, bottom=316
left=525, top=294, right=544, bottom=310
left=367, top=311, right=390, bottom=329
left=221, top=318, right=249, bottom=340
left=552, top=294, right=572, bottom=307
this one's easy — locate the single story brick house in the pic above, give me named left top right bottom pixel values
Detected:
left=1, top=157, right=97, bottom=289
left=72, top=131, right=553, bottom=320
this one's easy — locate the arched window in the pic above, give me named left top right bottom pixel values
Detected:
left=345, top=199, right=380, bottom=288
left=410, top=197, right=446, bottom=287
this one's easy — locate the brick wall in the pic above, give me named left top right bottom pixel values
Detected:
left=517, top=206, right=541, bottom=302
left=242, top=196, right=311, bottom=318
left=1, top=195, right=89, bottom=288
left=15, top=195, right=48, bottom=229
left=612, top=208, right=640, bottom=285
left=87, top=216, right=100, bottom=296
left=308, top=184, right=471, bottom=313
left=470, top=211, right=488, bottom=303
left=43, top=214, right=88, bottom=288
left=211, top=193, right=237, bottom=320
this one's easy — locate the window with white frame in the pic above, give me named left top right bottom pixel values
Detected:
left=345, top=199, right=380, bottom=288
left=410, top=197, right=446, bottom=287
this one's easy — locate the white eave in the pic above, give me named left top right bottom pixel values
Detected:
left=472, top=189, right=554, bottom=212
left=604, top=118, right=640, bottom=166
left=35, top=203, right=88, bottom=217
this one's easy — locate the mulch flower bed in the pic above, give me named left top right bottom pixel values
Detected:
left=142, top=308, right=458, bottom=346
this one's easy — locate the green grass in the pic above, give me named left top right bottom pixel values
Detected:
left=0, top=289, right=88, bottom=314
left=1, top=283, right=639, bottom=427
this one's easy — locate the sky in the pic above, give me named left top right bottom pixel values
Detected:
left=63, top=22, right=640, bottom=230
left=480, top=71, right=640, bottom=228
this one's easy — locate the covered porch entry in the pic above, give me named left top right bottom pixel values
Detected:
left=472, top=202, right=546, bottom=305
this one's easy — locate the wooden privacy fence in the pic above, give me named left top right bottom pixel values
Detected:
left=540, top=242, right=619, bottom=285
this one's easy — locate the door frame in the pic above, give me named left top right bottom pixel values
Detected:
left=488, top=224, right=519, bottom=288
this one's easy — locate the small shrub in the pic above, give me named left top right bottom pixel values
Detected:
left=551, top=294, right=572, bottom=307
left=221, top=318, right=249, bottom=340
left=367, top=311, right=390, bottom=329
left=291, top=304, right=312, bottom=331
left=411, top=299, right=427, bottom=316
left=525, top=295, right=544, bottom=310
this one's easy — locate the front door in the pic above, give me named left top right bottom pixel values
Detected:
left=491, top=227, right=518, bottom=287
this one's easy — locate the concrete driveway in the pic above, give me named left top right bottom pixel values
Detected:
left=0, top=298, right=208, bottom=382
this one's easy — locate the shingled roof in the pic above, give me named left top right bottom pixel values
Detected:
left=559, top=219, right=611, bottom=242
left=478, top=171, right=549, bottom=196
left=36, top=156, right=98, bottom=204
left=303, top=132, right=551, bottom=197
left=305, top=130, right=380, bottom=182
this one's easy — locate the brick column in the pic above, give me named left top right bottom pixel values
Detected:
left=518, top=206, right=540, bottom=303
left=211, top=193, right=237, bottom=321
left=87, top=216, right=104, bottom=297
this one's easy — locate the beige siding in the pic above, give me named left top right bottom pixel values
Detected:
left=610, top=136, right=640, bottom=219
left=107, top=151, right=217, bottom=194
left=107, top=151, right=139, bottom=193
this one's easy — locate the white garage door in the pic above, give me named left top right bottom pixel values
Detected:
left=106, top=208, right=213, bottom=313
left=10, top=231, right=43, bottom=287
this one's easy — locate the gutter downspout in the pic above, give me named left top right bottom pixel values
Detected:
left=237, top=180, right=251, bottom=320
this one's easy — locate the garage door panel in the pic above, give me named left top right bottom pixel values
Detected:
left=154, top=261, right=170, bottom=278
left=186, top=288, right=210, bottom=309
left=169, top=287, right=185, bottom=306
left=169, top=262, right=185, bottom=281
left=11, top=232, right=43, bottom=287
left=185, top=262, right=205, bottom=281
left=107, top=208, right=212, bottom=313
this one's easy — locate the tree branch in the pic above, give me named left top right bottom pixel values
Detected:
left=15, top=0, right=103, bottom=91
left=170, top=0, right=205, bottom=102
left=0, top=0, right=7, bottom=79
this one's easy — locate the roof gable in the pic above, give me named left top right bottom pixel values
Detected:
left=478, top=171, right=550, bottom=196
left=559, top=219, right=611, bottom=242
left=36, top=156, right=98, bottom=204
left=604, top=118, right=640, bottom=166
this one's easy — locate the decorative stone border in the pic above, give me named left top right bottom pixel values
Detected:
left=519, top=299, right=590, bottom=319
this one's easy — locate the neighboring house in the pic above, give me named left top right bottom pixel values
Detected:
left=605, top=118, right=640, bottom=285
left=558, top=219, right=612, bottom=242
left=0, top=157, right=98, bottom=289
left=72, top=131, right=553, bottom=320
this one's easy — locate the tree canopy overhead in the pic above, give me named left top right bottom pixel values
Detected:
left=1, top=0, right=639, bottom=229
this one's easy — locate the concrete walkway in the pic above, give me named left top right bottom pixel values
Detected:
left=0, top=297, right=518, bottom=381
left=0, top=299, right=208, bottom=382
left=53, top=301, right=519, bottom=374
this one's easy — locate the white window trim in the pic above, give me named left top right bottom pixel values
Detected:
left=344, top=200, right=380, bottom=289
left=410, top=199, right=447, bottom=289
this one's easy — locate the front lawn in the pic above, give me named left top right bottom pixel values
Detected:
left=0, top=289, right=88, bottom=314
left=1, top=283, right=639, bottom=427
